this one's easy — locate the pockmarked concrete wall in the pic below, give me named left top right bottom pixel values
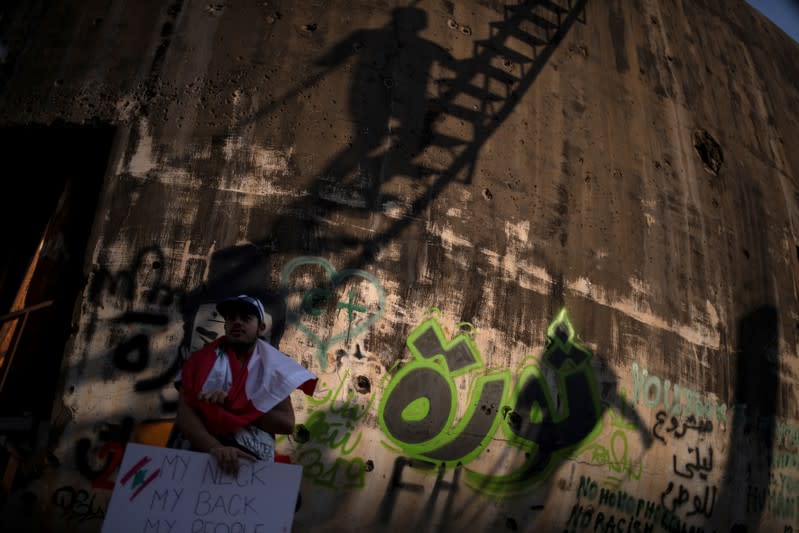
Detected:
left=1, top=0, right=798, bottom=531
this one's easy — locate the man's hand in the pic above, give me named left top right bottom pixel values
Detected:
left=209, top=445, right=256, bottom=476
left=198, top=390, right=228, bottom=404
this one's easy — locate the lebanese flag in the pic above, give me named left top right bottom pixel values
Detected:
left=181, top=337, right=317, bottom=436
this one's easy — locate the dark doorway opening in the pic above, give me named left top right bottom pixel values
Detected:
left=0, top=124, right=115, bottom=432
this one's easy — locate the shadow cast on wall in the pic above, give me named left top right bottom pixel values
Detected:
left=723, top=305, right=779, bottom=532
left=231, top=0, right=591, bottom=273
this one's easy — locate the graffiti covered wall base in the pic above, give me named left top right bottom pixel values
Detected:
left=0, top=0, right=798, bottom=531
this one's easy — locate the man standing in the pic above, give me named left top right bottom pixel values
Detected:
left=175, top=295, right=317, bottom=474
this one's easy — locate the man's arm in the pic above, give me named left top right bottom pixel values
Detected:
left=175, top=389, right=221, bottom=452
left=176, top=389, right=254, bottom=474
left=253, top=395, right=295, bottom=435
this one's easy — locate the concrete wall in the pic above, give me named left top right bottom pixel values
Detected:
left=1, top=0, right=798, bottom=531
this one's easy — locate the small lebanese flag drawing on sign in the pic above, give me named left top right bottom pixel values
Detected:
left=118, top=455, right=161, bottom=501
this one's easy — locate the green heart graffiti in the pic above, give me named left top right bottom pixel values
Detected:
left=280, top=257, right=385, bottom=370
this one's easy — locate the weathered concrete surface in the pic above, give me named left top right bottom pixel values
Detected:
left=0, top=0, right=798, bottom=531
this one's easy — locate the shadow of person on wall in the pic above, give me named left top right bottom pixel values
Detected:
left=311, top=7, right=460, bottom=210
left=722, top=305, right=780, bottom=532
left=257, top=0, right=589, bottom=276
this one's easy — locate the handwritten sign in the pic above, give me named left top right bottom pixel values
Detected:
left=101, top=443, right=302, bottom=533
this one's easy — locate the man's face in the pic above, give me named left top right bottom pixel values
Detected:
left=223, top=306, right=266, bottom=347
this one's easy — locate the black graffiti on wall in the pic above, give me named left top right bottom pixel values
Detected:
left=52, top=486, right=107, bottom=522
left=673, top=446, right=714, bottom=482
left=83, top=243, right=281, bottom=413
left=87, top=246, right=185, bottom=403
left=653, top=422, right=718, bottom=520
left=88, top=247, right=178, bottom=307
left=378, top=456, right=461, bottom=526
left=661, top=481, right=717, bottom=519
left=652, top=411, right=713, bottom=444
left=75, top=417, right=134, bottom=489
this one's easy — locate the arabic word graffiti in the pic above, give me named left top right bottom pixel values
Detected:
left=657, top=442, right=717, bottom=521
left=651, top=411, right=713, bottom=445
left=290, top=371, right=378, bottom=490
left=378, top=309, right=603, bottom=496
left=660, top=481, right=716, bottom=519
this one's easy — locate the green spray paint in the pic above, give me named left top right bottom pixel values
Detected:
left=378, top=318, right=511, bottom=467
left=378, top=309, right=604, bottom=497
left=465, top=309, right=603, bottom=496
left=280, top=256, right=385, bottom=370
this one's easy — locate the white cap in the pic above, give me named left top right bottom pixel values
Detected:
left=216, top=294, right=266, bottom=323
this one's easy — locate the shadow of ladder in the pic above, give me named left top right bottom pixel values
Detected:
left=345, top=0, right=588, bottom=268
left=425, top=0, right=587, bottom=184
left=340, top=0, right=588, bottom=271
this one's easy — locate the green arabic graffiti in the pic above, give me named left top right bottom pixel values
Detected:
left=378, top=309, right=604, bottom=497
left=466, top=309, right=603, bottom=496
left=378, top=317, right=510, bottom=467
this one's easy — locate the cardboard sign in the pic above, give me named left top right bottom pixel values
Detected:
left=101, top=443, right=302, bottom=533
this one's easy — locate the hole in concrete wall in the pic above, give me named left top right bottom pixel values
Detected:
left=0, top=123, right=114, bottom=422
left=693, top=129, right=723, bottom=176
left=204, top=4, right=225, bottom=16
left=482, top=188, right=493, bottom=200
left=355, top=375, right=371, bottom=394
left=294, top=424, right=310, bottom=443
left=365, top=460, right=374, bottom=472
left=742, top=248, right=750, bottom=259
left=152, top=261, right=162, bottom=270
left=506, top=518, right=518, bottom=531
